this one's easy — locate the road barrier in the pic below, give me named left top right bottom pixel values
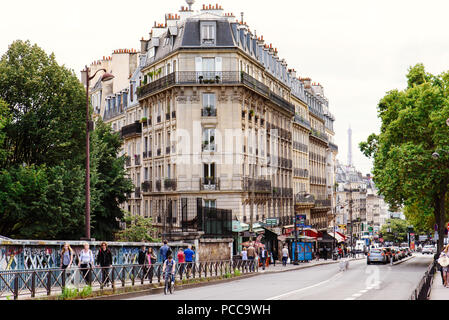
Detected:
left=0, top=259, right=258, bottom=300
left=410, top=261, right=436, bottom=300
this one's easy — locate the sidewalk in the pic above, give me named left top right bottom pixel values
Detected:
left=429, top=272, right=448, bottom=300
left=258, top=256, right=365, bottom=274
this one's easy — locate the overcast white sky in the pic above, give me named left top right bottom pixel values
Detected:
left=2, top=0, right=449, bottom=174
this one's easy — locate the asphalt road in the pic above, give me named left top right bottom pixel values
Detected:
left=128, top=254, right=433, bottom=300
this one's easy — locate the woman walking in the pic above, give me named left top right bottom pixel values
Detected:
left=78, top=242, right=94, bottom=284
left=146, top=247, right=157, bottom=283
left=177, top=248, right=186, bottom=277
left=438, top=244, right=449, bottom=287
left=96, top=242, right=113, bottom=287
left=60, top=243, right=73, bottom=270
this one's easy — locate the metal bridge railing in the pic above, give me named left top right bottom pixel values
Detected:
left=0, top=260, right=258, bottom=300
left=410, top=260, right=436, bottom=300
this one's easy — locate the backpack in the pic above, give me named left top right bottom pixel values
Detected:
left=166, top=247, right=172, bottom=257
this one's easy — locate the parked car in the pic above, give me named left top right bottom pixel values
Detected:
left=394, top=247, right=405, bottom=260
left=403, top=247, right=412, bottom=256
left=367, top=248, right=388, bottom=264
left=383, top=247, right=393, bottom=263
left=422, top=245, right=435, bottom=255
left=390, top=248, right=399, bottom=262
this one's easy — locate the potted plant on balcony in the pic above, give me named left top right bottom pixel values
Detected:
left=148, top=71, right=154, bottom=80
left=156, top=68, right=162, bottom=76
left=198, top=75, right=204, bottom=83
left=205, top=105, right=212, bottom=116
left=140, top=117, right=148, bottom=124
left=215, top=75, right=220, bottom=83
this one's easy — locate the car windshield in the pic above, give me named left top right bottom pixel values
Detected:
left=370, top=249, right=382, bottom=253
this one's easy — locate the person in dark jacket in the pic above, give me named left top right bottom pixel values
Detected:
left=160, top=240, right=171, bottom=262
left=138, top=245, right=147, bottom=280
left=97, top=242, right=113, bottom=287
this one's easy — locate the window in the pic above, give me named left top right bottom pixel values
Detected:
left=204, top=200, right=216, bottom=208
left=202, top=128, right=216, bottom=152
left=202, top=93, right=216, bottom=116
left=201, top=23, right=216, bottom=45
left=203, top=163, right=216, bottom=179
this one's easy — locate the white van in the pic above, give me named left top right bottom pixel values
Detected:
left=355, top=240, right=366, bottom=253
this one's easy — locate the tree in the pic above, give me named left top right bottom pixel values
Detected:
left=380, top=219, right=409, bottom=243
left=360, top=63, right=449, bottom=253
left=90, top=119, right=133, bottom=241
left=0, top=40, right=86, bottom=168
left=115, top=213, right=159, bottom=243
left=0, top=98, right=10, bottom=165
left=403, top=201, right=435, bottom=236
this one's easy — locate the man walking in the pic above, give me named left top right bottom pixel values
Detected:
left=160, top=240, right=171, bottom=262
left=138, top=245, right=147, bottom=280
left=259, top=246, right=267, bottom=270
left=97, top=242, right=113, bottom=288
left=282, top=245, right=289, bottom=266
left=247, top=243, right=256, bottom=271
left=184, top=245, right=195, bottom=278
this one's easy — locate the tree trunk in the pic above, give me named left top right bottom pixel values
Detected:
left=435, top=192, right=447, bottom=254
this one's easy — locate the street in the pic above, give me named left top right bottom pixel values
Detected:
left=128, top=254, right=433, bottom=300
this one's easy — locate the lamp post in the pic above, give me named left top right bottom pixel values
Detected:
left=80, top=66, right=114, bottom=240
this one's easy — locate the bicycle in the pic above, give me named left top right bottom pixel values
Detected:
left=163, top=271, right=174, bottom=295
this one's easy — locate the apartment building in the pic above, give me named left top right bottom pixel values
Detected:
left=89, top=2, right=338, bottom=237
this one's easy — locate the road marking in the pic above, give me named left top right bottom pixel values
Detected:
left=265, top=272, right=343, bottom=300
left=344, top=297, right=356, bottom=300
left=352, top=293, right=362, bottom=297
left=360, top=290, right=368, bottom=293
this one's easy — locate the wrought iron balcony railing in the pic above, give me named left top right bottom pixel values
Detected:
left=200, top=178, right=220, bottom=191
left=201, top=108, right=217, bottom=117
left=121, top=122, right=142, bottom=139
left=164, top=179, right=177, bottom=191
left=141, top=181, right=152, bottom=193
left=243, top=178, right=272, bottom=193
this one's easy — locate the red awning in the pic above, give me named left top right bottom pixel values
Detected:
left=336, top=231, right=347, bottom=240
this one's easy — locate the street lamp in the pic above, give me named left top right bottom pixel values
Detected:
left=80, top=66, right=114, bottom=240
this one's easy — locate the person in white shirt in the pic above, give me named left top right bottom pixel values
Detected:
left=282, top=246, right=289, bottom=266
left=78, top=242, right=94, bottom=283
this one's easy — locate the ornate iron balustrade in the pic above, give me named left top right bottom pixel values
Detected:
left=135, top=187, right=141, bottom=198
left=141, top=181, right=152, bottom=193
left=200, top=178, right=220, bottom=191
left=164, top=179, right=177, bottom=191
left=281, top=188, right=293, bottom=198
left=134, top=155, right=141, bottom=166
left=166, top=113, right=170, bottom=121
left=125, top=156, right=131, bottom=168
left=166, top=146, right=171, bottom=155
left=310, top=129, right=329, bottom=143
left=155, top=180, right=162, bottom=192
left=201, top=108, right=217, bottom=117
left=0, top=260, right=257, bottom=300
left=294, top=114, right=311, bottom=129
left=294, top=168, right=309, bottom=178
left=157, top=148, right=161, bottom=156
left=243, top=178, right=272, bottom=193
left=329, top=142, right=339, bottom=152
left=172, top=111, right=176, bottom=119
left=295, top=193, right=315, bottom=204
left=293, top=141, right=308, bottom=153
left=121, top=122, right=142, bottom=139
left=137, top=73, right=176, bottom=99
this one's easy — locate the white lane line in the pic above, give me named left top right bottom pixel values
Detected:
left=344, top=297, right=356, bottom=300
left=360, top=290, right=368, bottom=293
left=352, top=293, right=362, bottom=297
left=265, top=272, right=343, bottom=300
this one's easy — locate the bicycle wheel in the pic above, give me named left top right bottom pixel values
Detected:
left=170, top=281, right=174, bottom=294
left=164, top=280, right=168, bottom=295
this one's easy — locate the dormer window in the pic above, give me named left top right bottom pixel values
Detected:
left=201, top=22, right=216, bottom=46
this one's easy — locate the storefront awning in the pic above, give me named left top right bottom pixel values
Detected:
left=328, top=232, right=346, bottom=243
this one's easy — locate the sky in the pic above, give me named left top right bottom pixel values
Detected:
left=2, top=0, right=449, bottom=175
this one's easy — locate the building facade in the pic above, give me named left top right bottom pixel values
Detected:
left=87, top=2, right=338, bottom=238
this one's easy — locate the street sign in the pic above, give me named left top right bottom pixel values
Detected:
left=265, top=218, right=278, bottom=226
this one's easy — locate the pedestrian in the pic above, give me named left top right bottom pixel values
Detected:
left=438, top=245, right=449, bottom=287
left=259, top=246, right=267, bottom=270
left=282, top=245, right=289, bottom=266
left=177, top=248, right=186, bottom=276
left=338, top=247, right=343, bottom=259
left=184, top=245, right=195, bottom=278
left=78, top=242, right=94, bottom=284
left=270, top=251, right=275, bottom=266
left=160, top=240, right=172, bottom=262
left=241, top=247, right=248, bottom=262
left=247, top=243, right=256, bottom=271
left=60, top=242, right=74, bottom=270
left=96, top=242, right=113, bottom=287
left=138, top=245, right=147, bottom=280
left=147, top=247, right=157, bottom=282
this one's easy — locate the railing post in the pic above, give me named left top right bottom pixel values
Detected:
left=47, top=270, right=52, bottom=296
left=13, top=273, right=19, bottom=300
left=132, top=266, right=136, bottom=286
left=141, top=265, right=144, bottom=285
left=31, top=271, right=36, bottom=298
left=111, top=266, right=115, bottom=291
left=88, top=266, right=93, bottom=287
left=61, top=269, right=66, bottom=289
left=121, top=267, right=125, bottom=287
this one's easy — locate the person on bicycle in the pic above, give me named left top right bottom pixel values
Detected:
left=162, top=254, right=176, bottom=286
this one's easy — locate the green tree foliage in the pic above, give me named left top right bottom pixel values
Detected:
left=380, top=219, right=409, bottom=243
left=90, top=119, right=133, bottom=241
left=0, top=40, right=86, bottom=167
left=0, top=98, right=10, bottom=165
left=360, top=63, right=449, bottom=252
left=0, top=40, right=131, bottom=240
left=115, top=213, right=158, bottom=243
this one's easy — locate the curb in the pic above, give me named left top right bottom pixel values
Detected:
left=87, top=273, right=260, bottom=300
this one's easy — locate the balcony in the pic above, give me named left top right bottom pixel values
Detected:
left=310, top=129, right=329, bottom=144
left=134, top=155, right=141, bottom=166
left=295, top=193, right=315, bottom=205
left=157, top=116, right=161, bottom=123
left=125, top=156, right=131, bottom=167
left=294, top=168, right=309, bottom=178
left=157, top=148, right=161, bottom=156
left=141, top=181, right=152, bottom=193
left=329, top=142, right=339, bottom=152
left=293, top=141, right=308, bottom=153
left=243, top=178, right=272, bottom=193
left=137, top=72, right=295, bottom=115
left=166, top=113, right=170, bottom=121
left=166, top=146, right=171, bottom=155
left=294, top=114, right=311, bottom=129
left=202, top=143, right=217, bottom=152
left=172, top=111, right=176, bottom=119
left=143, top=151, right=148, bottom=159
left=281, top=188, right=293, bottom=198
left=121, top=122, right=142, bottom=139
left=201, top=107, right=217, bottom=117
left=200, top=178, right=220, bottom=191
left=164, top=179, right=177, bottom=191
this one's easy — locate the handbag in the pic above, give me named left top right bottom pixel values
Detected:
left=438, top=255, right=449, bottom=267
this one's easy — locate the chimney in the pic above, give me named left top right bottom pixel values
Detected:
left=141, top=38, right=149, bottom=54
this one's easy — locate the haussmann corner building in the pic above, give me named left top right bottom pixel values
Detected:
left=86, top=1, right=339, bottom=258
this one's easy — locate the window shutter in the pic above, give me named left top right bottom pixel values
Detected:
left=195, top=57, right=203, bottom=80
left=215, top=57, right=222, bottom=77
